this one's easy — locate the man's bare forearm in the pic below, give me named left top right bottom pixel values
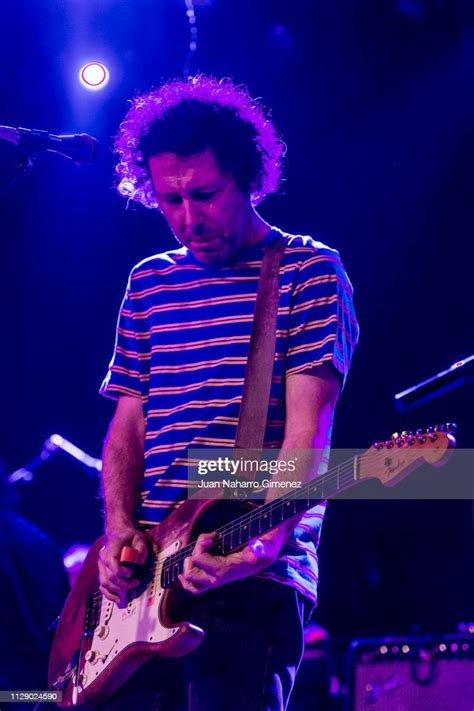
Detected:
left=262, top=432, right=326, bottom=543
left=101, top=396, right=146, bottom=533
left=262, top=367, right=340, bottom=547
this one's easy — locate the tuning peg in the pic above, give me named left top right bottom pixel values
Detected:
left=394, top=437, right=404, bottom=447
left=434, top=424, right=446, bottom=432
left=384, top=440, right=394, bottom=449
left=429, top=433, right=438, bottom=442
left=401, top=430, right=413, bottom=438
left=415, top=428, right=424, bottom=435
left=426, top=426, right=434, bottom=434
left=391, top=432, right=400, bottom=440
left=373, top=442, right=384, bottom=449
left=445, top=422, right=457, bottom=433
left=416, top=434, right=426, bottom=443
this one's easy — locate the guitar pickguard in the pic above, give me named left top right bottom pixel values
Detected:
left=78, top=538, right=182, bottom=692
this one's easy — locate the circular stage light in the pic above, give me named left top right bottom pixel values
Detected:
left=79, top=62, right=110, bottom=90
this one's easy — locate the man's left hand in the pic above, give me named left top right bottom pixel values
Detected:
left=178, top=528, right=286, bottom=595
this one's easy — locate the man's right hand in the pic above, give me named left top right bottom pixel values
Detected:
left=98, top=527, right=148, bottom=605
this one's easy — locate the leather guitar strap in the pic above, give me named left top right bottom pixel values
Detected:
left=234, top=231, right=287, bottom=478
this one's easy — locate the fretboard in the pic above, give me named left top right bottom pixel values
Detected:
left=160, top=453, right=360, bottom=588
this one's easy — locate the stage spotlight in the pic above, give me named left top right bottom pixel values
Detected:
left=79, top=62, right=110, bottom=90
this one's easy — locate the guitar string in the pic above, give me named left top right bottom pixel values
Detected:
left=91, top=438, right=441, bottom=598
left=163, top=462, right=357, bottom=571
left=159, top=438, right=440, bottom=576
left=90, top=458, right=358, bottom=602
left=156, top=454, right=379, bottom=581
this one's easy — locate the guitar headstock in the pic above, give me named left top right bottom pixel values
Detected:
left=358, top=423, right=457, bottom=487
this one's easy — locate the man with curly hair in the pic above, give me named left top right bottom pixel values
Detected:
left=98, top=75, right=358, bottom=710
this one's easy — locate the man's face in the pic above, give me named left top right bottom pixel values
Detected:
left=149, top=149, right=254, bottom=265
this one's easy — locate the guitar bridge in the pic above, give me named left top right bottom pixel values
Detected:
left=51, top=651, right=79, bottom=690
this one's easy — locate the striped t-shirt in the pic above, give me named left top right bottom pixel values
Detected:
left=100, top=227, right=359, bottom=604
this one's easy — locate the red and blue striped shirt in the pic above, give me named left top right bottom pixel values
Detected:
left=100, top=228, right=359, bottom=603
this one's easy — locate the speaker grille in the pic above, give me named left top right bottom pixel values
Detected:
left=349, top=634, right=474, bottom=711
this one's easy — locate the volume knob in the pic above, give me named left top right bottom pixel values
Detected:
left=96, top=625, right=109, bottom=640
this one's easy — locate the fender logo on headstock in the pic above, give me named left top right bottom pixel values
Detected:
left=382, top=457, right=405, bottom=478
left=359, top=424, right=457, bottom=486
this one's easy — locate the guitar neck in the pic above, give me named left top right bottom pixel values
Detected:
left=211, top=456, right=359, bottom=553
left=161, top=453, right=359, bottom=588
left=160, top=425, right=455, bottom=588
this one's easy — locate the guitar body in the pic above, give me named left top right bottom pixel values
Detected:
left=49, top=494, right=235, bottom=708
left=48, top=425, right=455, bottom=708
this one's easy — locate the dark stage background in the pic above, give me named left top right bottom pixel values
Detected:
left=1, top=0, right=473, bottom=685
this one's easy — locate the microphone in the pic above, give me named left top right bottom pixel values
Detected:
left=0, top=125, right=99, bottom=164
left=394, top=355, right=473, bottom=412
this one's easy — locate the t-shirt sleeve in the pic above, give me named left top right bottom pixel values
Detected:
left=286, top=248, right=359, bottom=387
left=99, top=271, right=150, bottom=401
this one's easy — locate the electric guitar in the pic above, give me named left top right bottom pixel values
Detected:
left=48, top=424, right=456, bottom=707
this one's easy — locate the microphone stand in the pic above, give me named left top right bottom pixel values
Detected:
left=8, top=434, right=102, bottom=484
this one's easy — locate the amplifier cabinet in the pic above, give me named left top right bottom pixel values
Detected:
left=348, top=633, right=474, bottom=711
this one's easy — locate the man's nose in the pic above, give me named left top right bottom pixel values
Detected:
left=182, top=199, right=203, bottom=233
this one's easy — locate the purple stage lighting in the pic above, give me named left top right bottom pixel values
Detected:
left=79, top=62, right=109, bottom=90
